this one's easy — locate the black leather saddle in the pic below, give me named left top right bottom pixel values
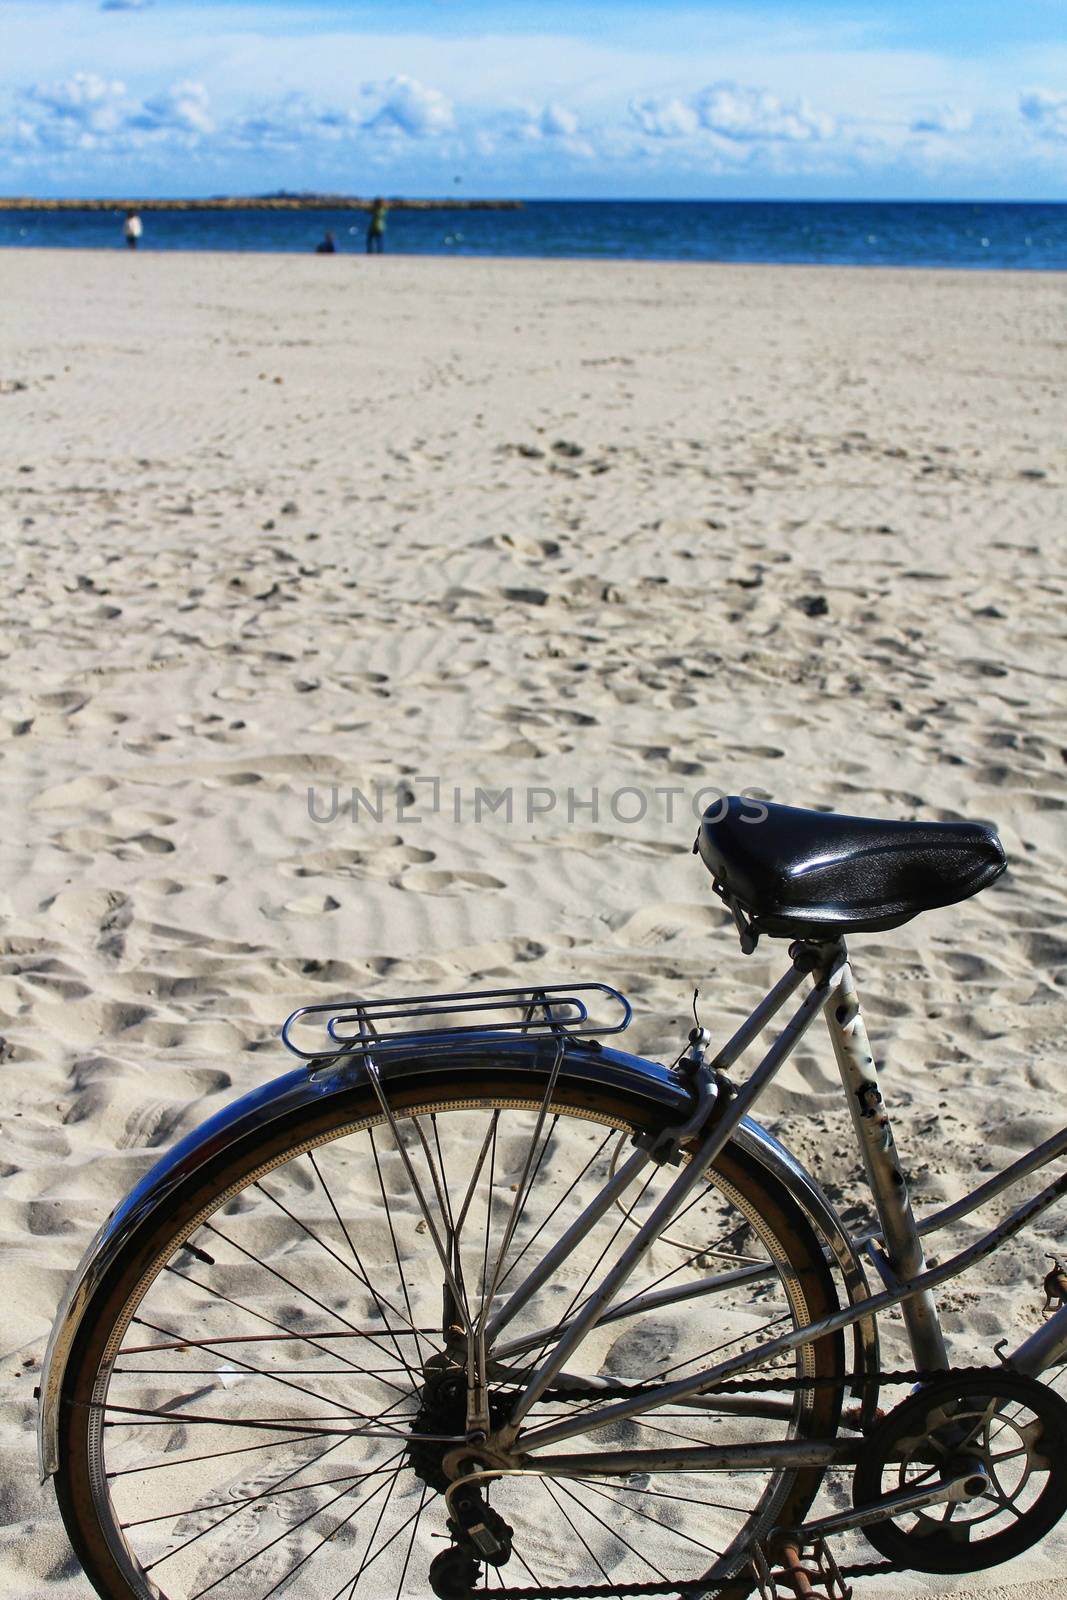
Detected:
left=696, top=797, right=1006, bottom=945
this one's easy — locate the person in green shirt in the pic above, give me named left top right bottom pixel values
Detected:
left=366, top=198, right=387, bottom=254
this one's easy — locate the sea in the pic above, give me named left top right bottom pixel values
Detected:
left=2, top=200, right=1065, bottom=270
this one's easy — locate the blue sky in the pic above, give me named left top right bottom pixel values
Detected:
left=3, top=1, right=1066, bottom=199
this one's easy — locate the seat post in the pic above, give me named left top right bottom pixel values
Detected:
left=823, top=943, right=949, bottom=1374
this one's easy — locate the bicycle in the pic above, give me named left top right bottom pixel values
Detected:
left=38, top=796, right=1067, bottom=1600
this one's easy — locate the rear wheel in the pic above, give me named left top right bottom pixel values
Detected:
left=55, top=1069, right=844, bottom=1599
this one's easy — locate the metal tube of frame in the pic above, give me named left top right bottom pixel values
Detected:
left=822, top=951, right=949, bottom=1374
left=1010, top=1302, right=1067, bottom=1380
left=892, top=1122, right=1067, bottom=1245
left=487, top=960, right=812, bottom=1351
left=506, top=952, right=842, bottom=1430
left=484, top=1146, right=653, bottom=1344
left=710, top=961, right=811, bottom=1071
left=520, top=1438, right=859, bottom=1475
left=493, top=1260, right=770, bottom=1362
left=517, top=1165, right=1067, bottom=1453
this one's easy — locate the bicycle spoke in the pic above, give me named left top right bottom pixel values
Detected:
left=122, top=1453, right=402, bottom=1531
left=134, top=1435, right=349, bottom=1569
left=391, top=1483, right=429, bottom=1600
left=106, top=1430, right=332, bottom=1479
left=354, top=1485, right=435, bottom=1591
left=449, top=1110, right=500, bottom=1244
left=131, top=1268, right=413, bottom=1400
left=569, top=1474, right=721, bottom=1554
left=309, top=1147, right=433, bottom=1382
left=368, top=1126, right=435, bottom=1364
left=653, top=1311, right=794, bottom=1381
left=184, top=1445, right=407, bottom=1596
left=480, top=1042, right=567, bottom=1310
left=493, top=1123, right=607, bottom=1295
left=117, top=1384, right=420, bottom=1549
left=553, top=1476, right=670, bottom=1580
left=202, top=1221, right=384, bottom=1347
left=508, top=1542, right=544, bottom=1588
left=543, top=1478, right=611, bottom=1582
left=503, top=1166, right=662, bottom=1379
left=479, top=1112, right=499, bottom=1306
left=575, top=1475, right=747, bottom=1516
left=421, top=1115, right=471, bottom=1325
left=99, top=1402, right=414, bottom=1437
left=343, top=1461, right=405, bottom=1593
left=252, top=1177, right=429, bottom=1381
left=130, top=1311, right=408, bottom=1428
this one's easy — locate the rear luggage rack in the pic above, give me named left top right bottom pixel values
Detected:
left=282, top=983, right=633, bottom=1063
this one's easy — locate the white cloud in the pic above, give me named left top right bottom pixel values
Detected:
left=540, top=102, right=579, bottom=138
left=19, top=72, right=216, bottom=151
left=910, top=106, right=973, bottom=134
left=1020, top=87, right=1067, bottom=140
left=363, top=75, right=453, bottom=137
left=23, top=72, right=128, bottom=143
left=629, top=96, right=699, bottom=138
left=133, top=78, right=212, bottom=134
left=229, top=93, right=354, bottom=149
left=695, top=82, right=834, bottom=142
left=628, top=81, right=832, bottom=145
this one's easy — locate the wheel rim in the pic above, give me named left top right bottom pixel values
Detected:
left=66, top=1086, right=838, bottom=1599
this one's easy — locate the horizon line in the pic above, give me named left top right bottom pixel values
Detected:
left=3, top=193, right=1066, bottom=207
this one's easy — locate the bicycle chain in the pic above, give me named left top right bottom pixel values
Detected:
left=479, top=1561, right=910, bottom=1599
left=538, top=1365, right=946, bottom=1403
left=476, top=1368, right=953, bottom=1599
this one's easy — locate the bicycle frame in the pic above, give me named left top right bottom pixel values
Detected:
left=483, top=936, right=1067, bottom=1475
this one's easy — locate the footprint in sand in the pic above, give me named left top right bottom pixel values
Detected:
left=282, top=893, right=343, bottom=915
left=31, top=773, right=118, bottom=810
left=397, top=868, right=505, bottom=896
left=609, top=901, right=725, bottom=946
left=16, top=962, right=91, bottom=1001
left=39, top=996, right=154, bottom=1049
left=33, top=690, right=88, bottom=714
left=50, top=826, right=175, bottom=859
left=107, top=807, right=177, bottom=833
left=280, top=843, right=436, bottom=880
left=44, top=886, right=133, bottom=959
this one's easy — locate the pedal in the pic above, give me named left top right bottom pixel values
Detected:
left=1043, top=1258, right=1067, bottom=1315
left=751, top=1535, right=852, bottom=1600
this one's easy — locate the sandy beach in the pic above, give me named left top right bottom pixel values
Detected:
left=2, top=249, right=1066, bottom=1597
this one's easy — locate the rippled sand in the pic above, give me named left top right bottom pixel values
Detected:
left=1, top=250, right=1065, bottom=1597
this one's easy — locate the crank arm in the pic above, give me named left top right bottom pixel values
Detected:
left=775, top=1465, right=989, bottom=1545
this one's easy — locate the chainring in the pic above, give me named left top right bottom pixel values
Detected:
left=852, top=1368, right=1067, bottom=1574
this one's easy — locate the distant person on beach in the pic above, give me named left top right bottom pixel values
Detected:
left=315, top=230, right=337, bottom=254
left=123, top=210, right=143, bottom=250
left=366, top=198, right=386, bottom=254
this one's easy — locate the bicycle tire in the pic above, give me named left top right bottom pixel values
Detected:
left=53, top=1065, right=844, bottom=1600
